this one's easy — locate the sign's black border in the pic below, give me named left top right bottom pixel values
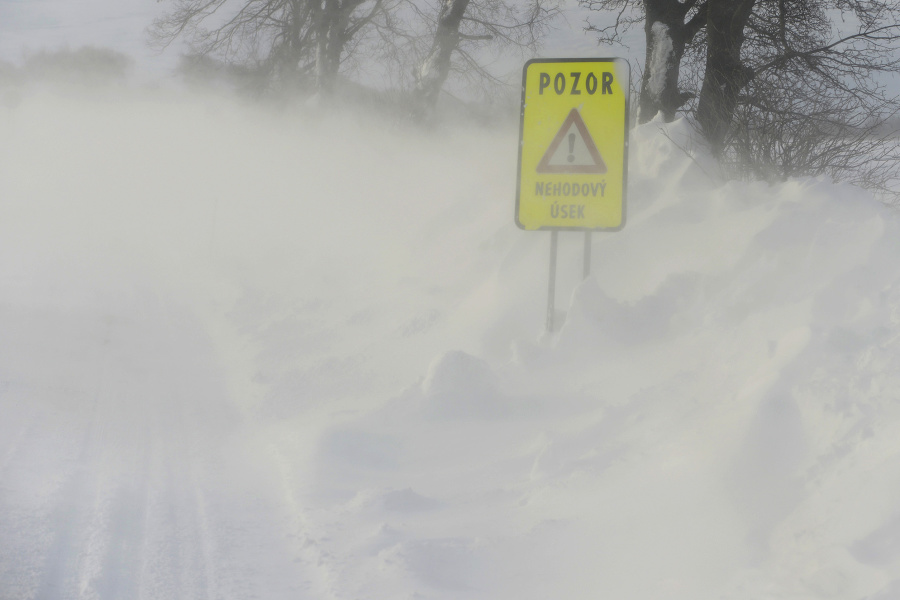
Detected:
left=515, top=57, right=630, bottom=232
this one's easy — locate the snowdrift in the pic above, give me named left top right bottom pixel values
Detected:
left=2, top=90, right=900, bottom=600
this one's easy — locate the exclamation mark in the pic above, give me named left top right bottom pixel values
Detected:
left=567, top=133, right=576, bottom=163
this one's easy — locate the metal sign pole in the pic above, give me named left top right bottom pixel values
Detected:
left=547, top=230, right=559, bottom=332
left=583, top=231, right=592, bottom=280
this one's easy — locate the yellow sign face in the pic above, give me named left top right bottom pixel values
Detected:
left=516, top=58, right=630, bottom=230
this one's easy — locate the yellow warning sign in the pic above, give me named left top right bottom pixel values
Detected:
left=516, top=58, right=630, bottom=230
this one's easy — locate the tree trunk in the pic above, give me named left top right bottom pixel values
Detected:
left=315, top=0, right=341, bottom=94
left=696, top=0, right=756, bottom=152
left=638, top=0, right=705, bottom=123
left=639, top=1, right=685, bottom=122
left=276, top=0, right=306, bottom=79
left=413, top=0, right=471, bottom=121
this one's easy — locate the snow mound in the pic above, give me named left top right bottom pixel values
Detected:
left=421, top=350, right=505, bottom=418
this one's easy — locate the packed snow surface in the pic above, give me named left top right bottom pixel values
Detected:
left=3, top=90, right=900, bottom=600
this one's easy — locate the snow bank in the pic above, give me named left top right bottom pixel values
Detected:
left=2, top=92, right=900, bottom=599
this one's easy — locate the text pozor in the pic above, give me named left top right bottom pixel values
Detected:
left=538, top=72, right=614, bottom=96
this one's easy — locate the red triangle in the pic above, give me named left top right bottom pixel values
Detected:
left=537, top=108, right=607, bottom=174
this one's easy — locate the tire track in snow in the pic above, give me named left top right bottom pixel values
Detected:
left=0, top=301, right=315, bottom=600
left=134, top=391, right=218, bottom=600
left=0, top=392, right=41, bottom=480
left=86, top=323, right=227, bottom=600
left=0, top=341, right=141, bottom=600
left=29, top=346, right=112, bottom=600
left=0, top=389, right=82, bottom=600
left=74, top=387, right=156, bottom=600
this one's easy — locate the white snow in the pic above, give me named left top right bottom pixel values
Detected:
left=2, top=87, right=900, bottom=600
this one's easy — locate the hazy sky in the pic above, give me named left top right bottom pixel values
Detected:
left=0, top=0, right=176, bottom=74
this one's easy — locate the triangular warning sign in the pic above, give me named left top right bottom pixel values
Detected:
left=537, top=108, right=607, bottom=174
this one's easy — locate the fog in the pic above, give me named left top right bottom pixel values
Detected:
left=3, top=81, right=900, bottom=600
left=0, top=87, right=535, bottom=598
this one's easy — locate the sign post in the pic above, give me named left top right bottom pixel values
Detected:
left=547, top=230, right=559, bottom=332
left=515, top=58, right=630, bottom=332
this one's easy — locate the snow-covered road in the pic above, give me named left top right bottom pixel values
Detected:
left=0, top=295, right=324, bottom=599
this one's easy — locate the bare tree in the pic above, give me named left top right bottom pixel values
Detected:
left=413, top=0, right=473, bottom=117
left=582, top=0, right=706, bottom=123
left=150, top=0, right=391, bottom=94
left=584, top=0, right=900, bottom=197
left=692, top=0, right=900, bottom=152
left=727, top=74, right=900, bottom=194
left=412, top=0, right=560, bottom=120
left=716, top=0, right=900, bottom=193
